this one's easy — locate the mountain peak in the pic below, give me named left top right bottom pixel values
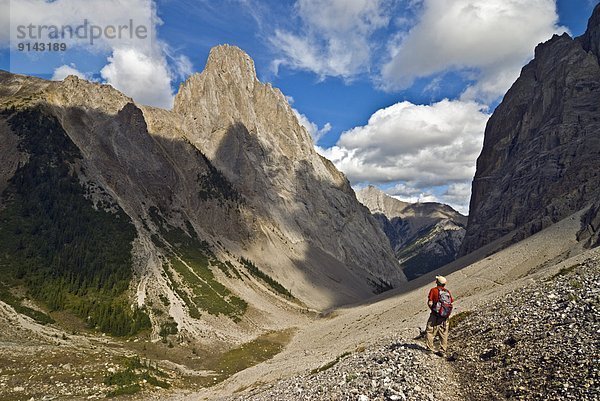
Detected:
left=170, top=45, right=406, bottom=297
left=356, top=186, right=465, bottom=221
left=356, top=186, right=408, bottom=217
left=577, top=3, right=600, bottom=58
left=173, top=45, right=259, bottom=115
left=204, top=44, right=257, bottom=85
left=356, top=186, right=466, bottom=280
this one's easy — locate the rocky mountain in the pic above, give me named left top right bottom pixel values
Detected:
left=0, top=45, right=404, bottom=349
left=171, top=46, right=404, bottom=298
left=4, top=6, right=600, bottom=398
left=461, top=4, right=600, bottom=255
left=356, top=186, right=467, bottom=280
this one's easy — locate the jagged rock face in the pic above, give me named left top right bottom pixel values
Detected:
left=356, top=186, right=466, bottom=280
left=461, top=5, right=600, bottom=256
left=0, top=43, right=404, bottom=336
left=0, top=71, right=258, bottom=343
left=174, top=45, right=405, bottom=298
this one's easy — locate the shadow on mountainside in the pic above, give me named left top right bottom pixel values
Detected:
left=210, top=121, right=402, bottom=309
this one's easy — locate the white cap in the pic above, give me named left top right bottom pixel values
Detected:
left=435, top=275, right=447, bottom=285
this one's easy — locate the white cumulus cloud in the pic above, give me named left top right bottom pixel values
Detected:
left=319, top=99, right=490, bottom=213
left=101, top=47, right=174, bottom=109
left=51, top=64, right=89, bottom=81
left=384, top=182, right=441, bottom=206
left=381, top=0, right=566, bottom=101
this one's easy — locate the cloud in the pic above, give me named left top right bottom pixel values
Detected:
left=381, top=0, right=566, bottom=101
left=4, top=0, right=192, bottom=109
left=321, top=99, right=489, bottom=185
left=100, top=47, right=174, bottom=109
left=164, top=46, right=194, bottom=80
left=384, top=182, right=441, bottom=205
left=5, top=0, right=155, bottom=52
left=270, top=0, right=391, bottom=79
left=440, top=182, right=472, bottom=214
left=99, top=40, right=192, bottom=108
left=318, top=99, right=489, bottom=213
left=292, top=107, right=331, bottom=143
left=391, top=192, right=440, bottom=204
left=51, top=64, right=89, bottom=81
left=287, top=94, right=332, bottom=143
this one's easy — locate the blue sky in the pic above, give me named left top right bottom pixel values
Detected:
left=0, top=0, right=596, bottom=213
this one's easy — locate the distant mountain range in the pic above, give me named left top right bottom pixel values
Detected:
left=356, top=186, right=467, bottom=280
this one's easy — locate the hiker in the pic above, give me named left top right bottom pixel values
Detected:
left=425, top=275, right=453, bottom=357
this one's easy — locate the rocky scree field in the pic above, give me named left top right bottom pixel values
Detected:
left=449, top=258, right=599, bottom=401
left=221, top=255, right=599, bottom=401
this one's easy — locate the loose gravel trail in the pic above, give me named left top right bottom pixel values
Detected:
left=224, top=337, right=464, bottom=401
left=220, top=256, right=599, bottom=401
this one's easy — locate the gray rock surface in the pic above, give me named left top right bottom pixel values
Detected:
left=225, top=256, right=599, bottom=401
left=0, top=43, right=405, bottom=341
left=173, top=45, right=405, bottom=301
left=223, top=337, right=463, bottom=401
left=461, top=4, right=600, bottom=256
left=357, top=186, right=466, bottom=280
left=450, top=259, right=600, bottom=401
left=577, top=201, right=600, bottom=248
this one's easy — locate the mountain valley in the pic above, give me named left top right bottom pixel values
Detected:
left=1, top=4, right=600, bottom=400
left=357, top=185, right=467, bottom=280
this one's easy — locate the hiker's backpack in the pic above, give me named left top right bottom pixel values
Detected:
left=433, top=288, right=453, bottom=318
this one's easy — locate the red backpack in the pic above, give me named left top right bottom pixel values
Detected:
left=433, top=288, right=453, bottom=318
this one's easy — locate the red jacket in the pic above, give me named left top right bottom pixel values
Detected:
left=428, top=285, right=453, bottom=306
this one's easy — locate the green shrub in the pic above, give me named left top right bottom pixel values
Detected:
left=106, top=384, right=141, bottom=397
left=104, top=356, right=170, bottom=396
left=104, top=369, right=137, bottom=386
left=159, top=321, right=178, bottom=338
left=240, top=258, right=293, bottom=298
left=149, top=208, right=247, bottom=321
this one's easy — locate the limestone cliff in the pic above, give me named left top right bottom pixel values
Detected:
left=461, top=5, right=600, bottom=255
left=174, top=45, right=405, bottom=299
left=0, top=45, right=404, bottom=346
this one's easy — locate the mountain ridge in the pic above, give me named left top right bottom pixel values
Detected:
left=0, top=45, right=405, bottom=350
left=356, top=185, right=466, bottom=280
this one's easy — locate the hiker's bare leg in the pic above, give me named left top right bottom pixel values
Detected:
left=425, top=314, right=436, bottom=351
